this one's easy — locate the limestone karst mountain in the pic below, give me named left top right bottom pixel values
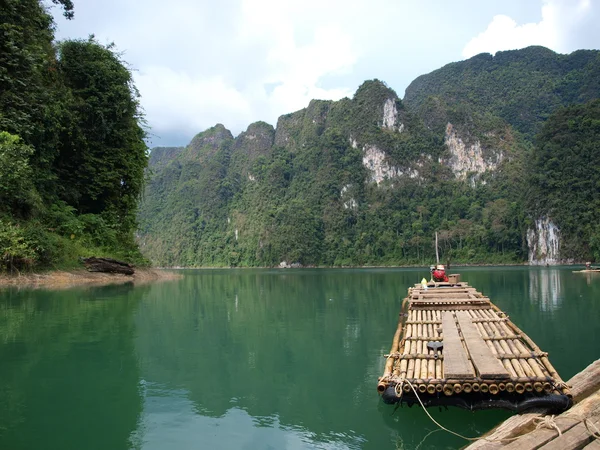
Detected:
left=138, top=46, right=600, bottom=267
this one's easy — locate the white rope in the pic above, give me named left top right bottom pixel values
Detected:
left=533, top=415, right=562, bottom=436
left=402, top=379, right=521, bottom=444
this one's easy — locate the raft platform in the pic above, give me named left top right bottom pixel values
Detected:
left=377, top=281, right=572, bottom=413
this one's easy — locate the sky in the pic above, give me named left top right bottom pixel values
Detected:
left=51, top=0, right=599, bottom=148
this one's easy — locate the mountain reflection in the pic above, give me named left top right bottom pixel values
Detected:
left=132, top=269, right=405, bottom=448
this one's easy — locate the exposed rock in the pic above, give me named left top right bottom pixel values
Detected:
left=382, top=98, right=404, bottom=132
left=443, top=123, right=502, bottom=181
left=527, top=217, right=561, bottom=265
left=362, top=145, right=400, bottom=184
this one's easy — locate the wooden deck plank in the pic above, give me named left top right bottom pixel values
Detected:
left=538, top=415, right=600, bottom=450
left=583, top=439, right=600, bottom=449
left=456, top=311, right=510, bottom=379
left=441, top=312, right=474, bottom=379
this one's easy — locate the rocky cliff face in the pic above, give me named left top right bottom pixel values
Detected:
left=527, top=217, right=561, bottom=265
left=231, top=121, right=275, bottom=178
left=140, top=47, right=600, bottom=267
left=443, top=123, right=503, bottom=182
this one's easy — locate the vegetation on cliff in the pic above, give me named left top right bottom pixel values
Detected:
left=139, top=47, right=600, bottom=267
left=0, top=0, right=148, bottom=272
left=528, top=99, right=600, bottom=260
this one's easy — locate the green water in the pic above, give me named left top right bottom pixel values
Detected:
left=0, top=267, right=599, bottom=449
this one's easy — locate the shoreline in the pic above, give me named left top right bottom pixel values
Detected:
left=157, top=262, right=588, bottom=270
left=0, top=268, right=182, bottom=290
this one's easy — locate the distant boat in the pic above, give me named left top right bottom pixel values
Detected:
left=572, top=269, right=600, bottom=273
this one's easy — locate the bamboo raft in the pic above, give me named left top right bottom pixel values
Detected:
left=377, top=280, right=572, bottom=412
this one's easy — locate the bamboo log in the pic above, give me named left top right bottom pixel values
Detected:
left=426, top=384, right=436, bottom=394
left=427, top=358, right=435, bottom=379
left=480, top=383, right=489, bottom=393
left=414, top=359, right=421, bottom=381
left=489, top=383, right=499, bottom=395
left=511, top=359, right=527, bottom=378
left=378, top=311, right=405, bottom=392
left=519, top=359, right=536, bottom=378
left=472, top=383, right=480, bottom=392
left=443, top=384, right=454, bottom=396
left=418, top=384, right=427, bottom=394
left=463, top=383, right=473, bottom=393
left=505, top=382, right=515, bottom=393
left=503, top=359, right=518, bottom=378
left=421, top=355, right=429, bottom=380
left=453, top=383, right=463, bottom=394
left=524, top=382, right=533, bottom=392
left=498, top=382, right=506, bottom=391
left=515, top=383, right=525, bottom=394
left=407, top=359, right=415, bottom=381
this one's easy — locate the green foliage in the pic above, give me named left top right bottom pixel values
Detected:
left=528, top=99, right=600, bottom=260
left=0, top=220, right=37, bottom=272
left=405, top=46, right=600, bottom=140
left=0, top=1, right=149, bottom=272
left=0, top=132, right=40, bottom=212
left=138, top=47, right=600, bottom=267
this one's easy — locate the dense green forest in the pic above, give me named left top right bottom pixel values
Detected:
left=138, top=47, right=600, bottom=267
left=528, top=100, right=600, bottom=260
left=0, top=0, right=148, bottom=272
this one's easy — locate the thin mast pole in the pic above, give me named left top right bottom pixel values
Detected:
left=435, top=232, right=439, bottom=265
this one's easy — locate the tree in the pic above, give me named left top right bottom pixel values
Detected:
left=54, top=38, right=148, bottom=239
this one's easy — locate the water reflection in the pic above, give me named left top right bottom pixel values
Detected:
left=131, top=269, right=509, bottom=449
left=528, top=267, right=563, bottom=311
left=2, top=268, right=599, bottom=449
left=0, top=284, right=145, bottom=450
left=132, top=381, right=365, bottom=449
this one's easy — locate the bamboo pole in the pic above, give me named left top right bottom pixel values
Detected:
left=491, top=302, right=567, bottom=393
left=378, top=311, right=404, bottom=392
left=435, top=358, right=442, bottom=380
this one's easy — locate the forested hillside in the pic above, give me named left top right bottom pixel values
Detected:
left=0, top=0, right=148, bottom=272
left=138, top=47, right=600, bottom=267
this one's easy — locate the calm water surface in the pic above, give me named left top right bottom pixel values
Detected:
left=0, top=267, right=599, bottom=449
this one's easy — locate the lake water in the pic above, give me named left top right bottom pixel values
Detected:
left=0, top=267, right=598, bottom=449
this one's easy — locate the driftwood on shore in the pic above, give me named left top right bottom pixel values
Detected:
left=82, top=257, right=135, bottom=275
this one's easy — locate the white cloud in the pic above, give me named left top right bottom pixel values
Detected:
left=52, top=0, right=599, bottom=147
left=462, top=0, right=594, bottom=58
